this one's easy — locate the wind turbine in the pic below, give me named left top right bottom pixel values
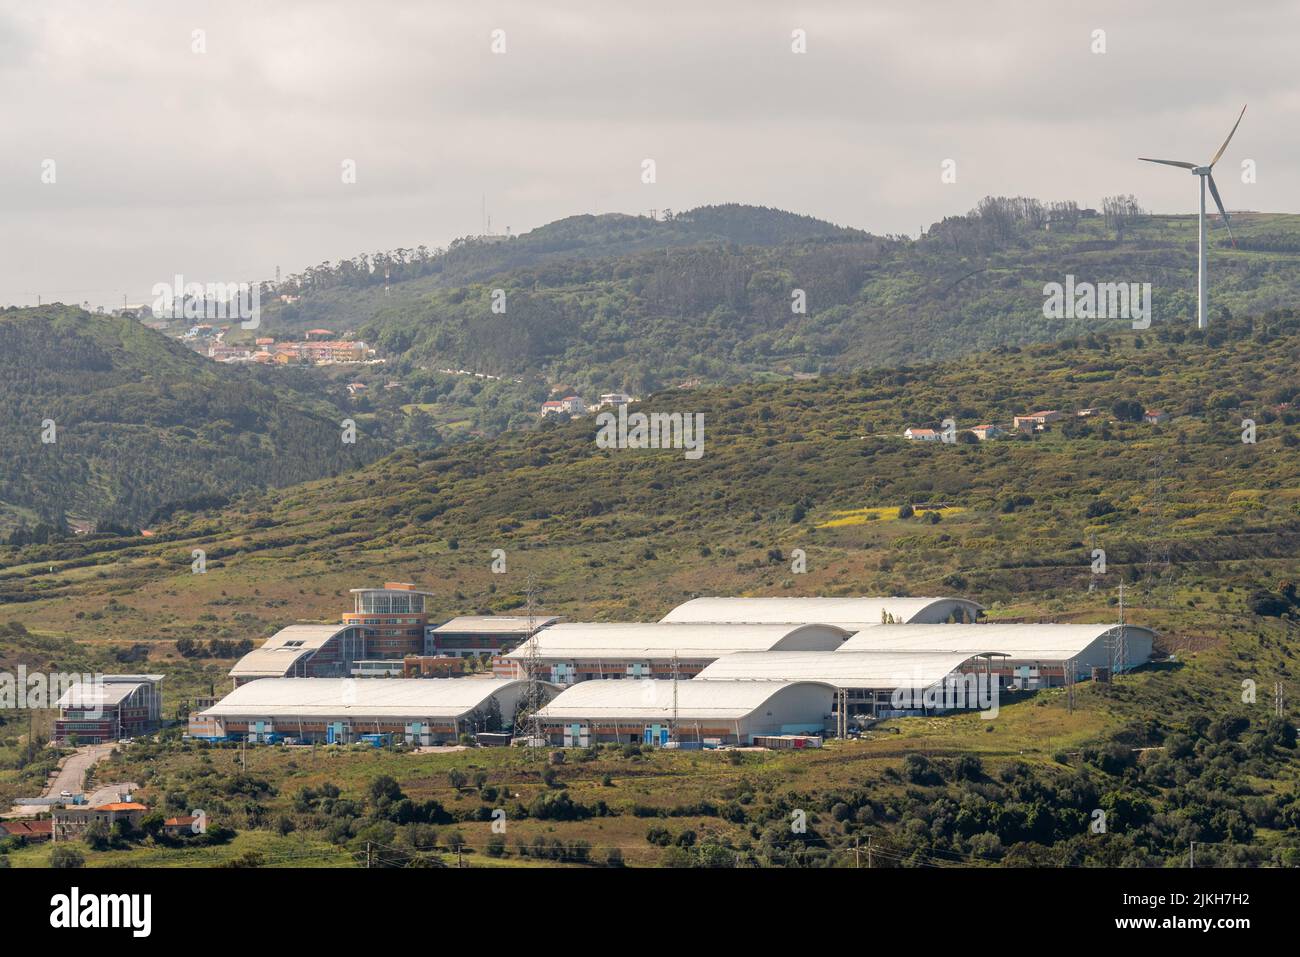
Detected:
left=1139, top=105, right=1246, bottom=330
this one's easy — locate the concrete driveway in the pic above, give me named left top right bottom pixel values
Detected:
left=6, top=742, right=117, bottom=816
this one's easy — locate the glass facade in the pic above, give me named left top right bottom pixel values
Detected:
left=354, top=590, right=427, bottom=614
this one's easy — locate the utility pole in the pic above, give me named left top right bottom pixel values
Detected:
left=1189, top=841, right=1195, bottom=868
left=366, top=841, right=372, bottom=868
left=854, top=837, right=860, bottom=868
left=867, top=835, right=873, bottom=868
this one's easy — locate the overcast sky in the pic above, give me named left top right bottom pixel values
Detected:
left=2, top=0, right=1297, bottom=309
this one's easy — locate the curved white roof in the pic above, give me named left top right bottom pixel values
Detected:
left=504, top=622, right=850, bottom=661
left=229, top=623, right=354, bottom=678
left=432, top=616, right=560, bottom=634
left=695, top=650, right=999, bottom=690
left=537, top=679, right=833, bottom=721
left=661, top=596, right=982, bottom=626
left=203, top=677, right=537, bottom=719
left=837, top=623, right=1156, bottom=660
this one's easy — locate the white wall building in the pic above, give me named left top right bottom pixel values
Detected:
left=535, top=678, right=834, bottom=745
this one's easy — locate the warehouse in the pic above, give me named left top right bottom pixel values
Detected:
left=694, top=649, right=1004, bottom=717
left=500, top=622, right=851, bottom=684
left=661, top=595, right=983, bottom=626
left=837, top=623, right=1155, bottom=687
left=201, top=677, right=553, bottom=745
left=535, top=678, right=835, bottom=746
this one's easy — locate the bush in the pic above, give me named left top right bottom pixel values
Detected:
left=50, top=846, right=85, bottom=869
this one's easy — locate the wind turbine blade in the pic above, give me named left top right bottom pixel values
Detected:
left=1138, top=157, right=1197, bottom=169
left=1209, top=104, right=1247, bottom=167
left=1206, top=173, right=1236, bottom=247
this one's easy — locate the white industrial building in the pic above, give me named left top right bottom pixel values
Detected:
left=535, top=678, right=835, bottom=746
left=500, top=622, right=851, bottom=684
left=661, top=595, right=982, bottom=626
left=695, top=649, right=1004, bottom=716
left=200, top=677, right=553, bottom=745
left=838, top=623, right=1155, bottom=687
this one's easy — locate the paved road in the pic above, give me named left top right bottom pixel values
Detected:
left=87, top=781, right=140, bottom=806
left=6, top=742, right=117, bottom=816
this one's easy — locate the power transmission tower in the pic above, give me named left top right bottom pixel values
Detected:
left=514, top=576, right=545, bottom=751
left=1111, top=582, right=1127, bottom=677
left=1275, top=681, right=1285, bottom=718
left=670, top=651, right=679, bottom=744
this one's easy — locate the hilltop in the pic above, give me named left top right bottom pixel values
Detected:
left=238, top=200, right=1300, bottom=439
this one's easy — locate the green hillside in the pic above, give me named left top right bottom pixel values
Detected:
left=0, top=306, right=390, bottom=532
left=4, top=311, right=1298, bottom=653
left=3, top=314, right=1299, bottom=867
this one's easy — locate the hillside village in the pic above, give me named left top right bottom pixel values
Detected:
left=904, top=404, right=1174, bottom=442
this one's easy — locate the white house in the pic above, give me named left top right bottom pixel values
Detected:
left=904, top=427, right=941, bottom=441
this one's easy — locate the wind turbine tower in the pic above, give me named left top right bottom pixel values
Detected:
left=1139, top=105, right=1246, bottom=330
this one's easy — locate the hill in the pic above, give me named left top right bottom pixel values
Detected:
left=233, top=200, right=1300, bottom=439
left=4, top=311, right=1299, bottom=656
left=0, top=306, right=390, bottom=532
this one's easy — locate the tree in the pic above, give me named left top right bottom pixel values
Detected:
left=82, top=820, right=110, bottom=851
left=1112, top=399, right=1144, bottom=422
left=49, top=846, right=85, bottom=869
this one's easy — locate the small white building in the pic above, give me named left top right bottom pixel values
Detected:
left=903, top=427, right=941, bottom=441
left=968, top=424, right=1005, bottom=441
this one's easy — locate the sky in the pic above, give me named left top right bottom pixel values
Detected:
left=1, top=0, right=1298, bottom=309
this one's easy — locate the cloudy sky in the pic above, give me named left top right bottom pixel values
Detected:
left=1, top=0, right=1297, bottom=308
